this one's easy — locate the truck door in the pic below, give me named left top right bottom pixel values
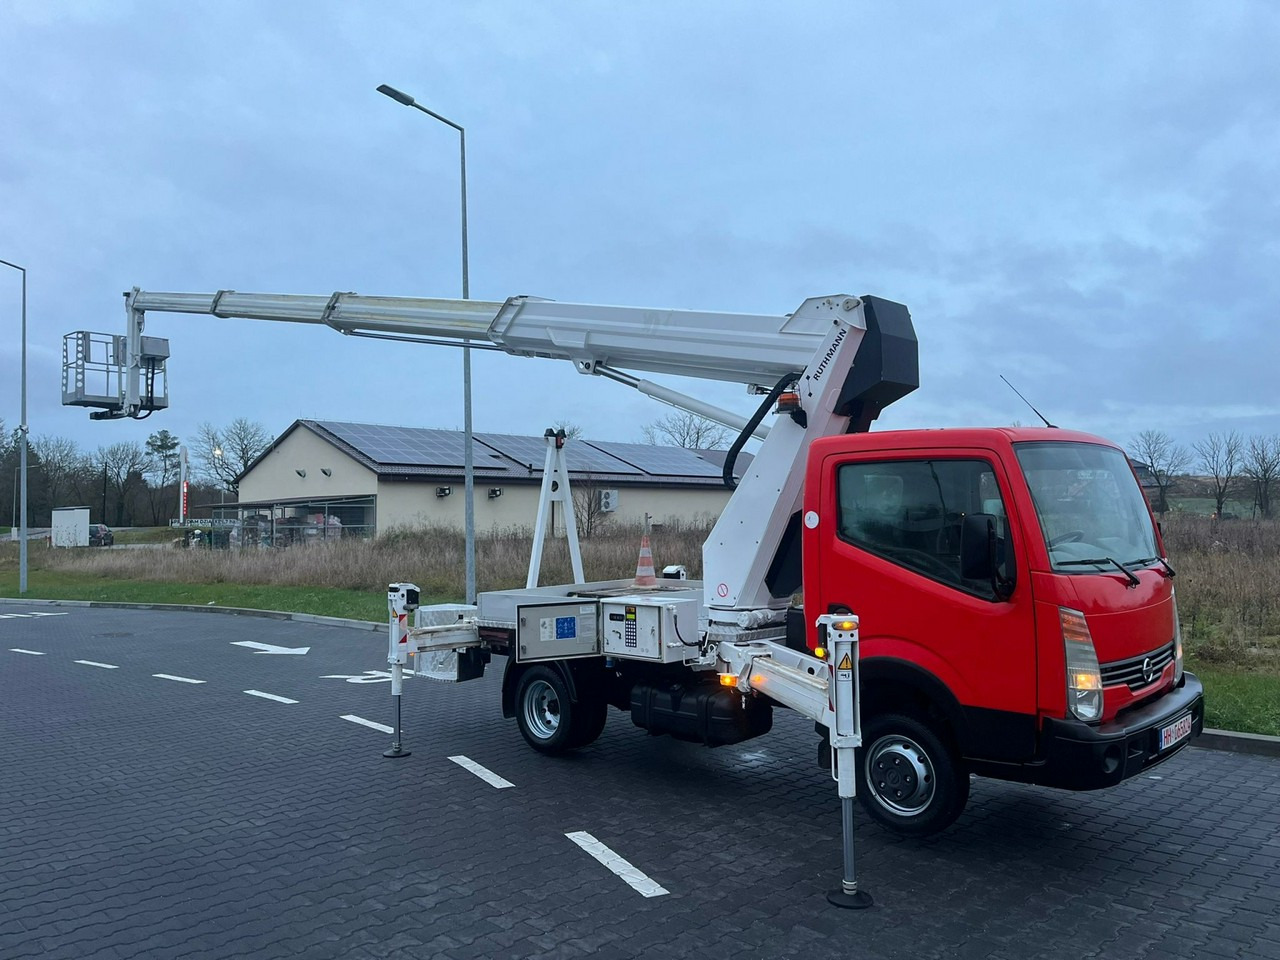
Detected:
left=815, top=451, right=1039, bottom=761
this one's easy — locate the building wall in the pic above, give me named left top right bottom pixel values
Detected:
left=374, top=479, right=731, bottom=534
left=237, top=428, right=377, bottom=504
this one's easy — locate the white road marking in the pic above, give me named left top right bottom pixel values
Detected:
left=564, top=831, right=669, bottom=898
left=0, top=612, right=68, bottom=619
left=231, top=640, right=310, bottom=655
left=9, top=648, right=45, bottom=655
left=244, top=690, right=298, bottom=704
left=340, top=714, right=394, bottom=733
left=152, top=673, right=206, bottom=684
left=74, top=660, right=119, bottom=669
left=448, top=755, right=514, bottom=789
left=321, top=670, right=402, bottom=683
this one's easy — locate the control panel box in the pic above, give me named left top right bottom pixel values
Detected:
left=515, top=601, right=599, bottom=662
left=601, top=596, right=701, bottom=664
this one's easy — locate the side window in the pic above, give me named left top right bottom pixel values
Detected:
left=837, top=459, right=1010, bottom=599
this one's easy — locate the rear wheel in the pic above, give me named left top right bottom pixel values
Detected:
left=515, top=666, right=576, bottom=755
left=856, top=713, right=969, bottom=836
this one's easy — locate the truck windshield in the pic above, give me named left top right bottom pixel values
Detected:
left=1014, top=442, right=1159, bottom=572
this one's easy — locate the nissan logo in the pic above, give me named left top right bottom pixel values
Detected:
left=1141, top=657, right=1157, bottom=684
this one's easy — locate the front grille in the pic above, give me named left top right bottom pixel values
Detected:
left=1101, top=641, right=1175, bottom=690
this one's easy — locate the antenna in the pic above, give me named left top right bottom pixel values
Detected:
left=1000, top=375, right=1056, bottom=429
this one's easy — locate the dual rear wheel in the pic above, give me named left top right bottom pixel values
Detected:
left=515, top=666, right=608, bottom=754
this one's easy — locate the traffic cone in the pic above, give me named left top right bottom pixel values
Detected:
left=633, top=529, right=658, bottom=588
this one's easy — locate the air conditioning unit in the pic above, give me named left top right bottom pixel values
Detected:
left=598, top=489, right=619, bottom=513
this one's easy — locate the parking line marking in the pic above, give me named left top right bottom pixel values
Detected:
left=565, top=831, right=669, bottom=898
left=75, top=660, right=119, bottom=669
left=448, top=755, right=514, bottom=789
left=341, top=714, right=393, bottom=734
left=153, top=673, right=206, bottom=684
left=244, top=690, right=298, bottom=704
left=9, top=648, right=46, bottom=655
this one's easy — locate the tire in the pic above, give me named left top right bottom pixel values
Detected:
left=855, top=712, right=969, bottom=836
left=515, top=665, right=609, bottom=753
left=569, top=693, right=608, bottom=748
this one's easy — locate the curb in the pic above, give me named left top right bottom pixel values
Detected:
left=1194, top=728, right=1280, bottom=759
left=0, top=597, right=383, bottom=633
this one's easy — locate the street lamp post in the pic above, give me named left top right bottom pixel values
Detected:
left=0, top=258, right=27, bottom=594
left=213, top=446, right=225, bottom=508
left=376, top=83, right=476, bottom=605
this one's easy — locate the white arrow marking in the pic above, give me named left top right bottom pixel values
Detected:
left=321, top=670, right=404, bottom=684
left=231, top=641, right=310, bottom=655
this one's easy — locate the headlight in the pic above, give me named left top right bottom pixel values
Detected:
left=1061, top=607, right=1103, bottom=722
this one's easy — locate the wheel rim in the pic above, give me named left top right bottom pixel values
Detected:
left=522, top=679, right=561, bottom=740
left=865, top=733, right=935, bottom=817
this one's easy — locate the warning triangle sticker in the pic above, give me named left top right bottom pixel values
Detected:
left=837, top=653, right=853, bottom=670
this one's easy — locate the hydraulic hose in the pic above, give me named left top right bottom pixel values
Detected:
left=722, top=371, right=800, bottom=490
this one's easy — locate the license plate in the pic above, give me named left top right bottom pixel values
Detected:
left=1159, top=713, right=1193, bottom=751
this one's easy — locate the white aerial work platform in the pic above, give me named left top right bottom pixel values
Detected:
left=69, top=284, right=920, bottom=906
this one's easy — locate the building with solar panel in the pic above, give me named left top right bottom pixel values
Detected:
left=228, top=420, right=750, bottom=542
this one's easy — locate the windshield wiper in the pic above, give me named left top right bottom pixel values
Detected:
left=1127, top=556, right=1176, bottom=578
left=1057, top=557, right=1140, bottom=587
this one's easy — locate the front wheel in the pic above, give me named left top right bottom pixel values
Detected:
left=855, top=713, right=969, bottom=836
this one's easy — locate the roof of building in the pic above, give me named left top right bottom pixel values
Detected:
left=244, top=419, right=752, bottom=488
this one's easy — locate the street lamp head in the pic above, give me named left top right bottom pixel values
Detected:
left=377, top=84, right=416, bottom=107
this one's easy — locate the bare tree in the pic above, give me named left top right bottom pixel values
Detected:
left=1243, top=434, right=1280, bottom=519
left=550, top=419, right=583, bottom=440
left=1193, top=430, right=1243, bottom=517
left=30, top=435, right=82, bottom=512
left=1130, top=430, right=1191, bottom=514
left=196, top=418, right=271, bottom=495
left=96, top=442, right=151, bottom=526
left=642, top=410, right=730, bottom=450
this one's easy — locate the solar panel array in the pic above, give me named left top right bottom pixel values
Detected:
left=476, top=432, right=643, bottom=476
left=307, top=420, right=727, bottom=481
left=314, top=421, right=505, bottom=471
left=584, top=440, right=724, bottom=478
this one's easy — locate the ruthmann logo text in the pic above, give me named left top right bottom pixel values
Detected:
left=810, top=327, right=847, bottom=385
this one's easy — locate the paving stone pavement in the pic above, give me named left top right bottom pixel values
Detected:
left=2, top=607, right=1278, bottom=959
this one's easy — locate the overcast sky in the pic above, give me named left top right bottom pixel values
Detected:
left=2, top=1, right=1278, bottom=460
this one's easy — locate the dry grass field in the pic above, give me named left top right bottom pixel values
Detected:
left=20, top=520, right=715, bottom=598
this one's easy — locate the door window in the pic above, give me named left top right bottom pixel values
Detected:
left=837, top=458, right=1011, bottom=599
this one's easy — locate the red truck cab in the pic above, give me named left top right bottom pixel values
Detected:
left=804, top=427, right=1204, bottom=835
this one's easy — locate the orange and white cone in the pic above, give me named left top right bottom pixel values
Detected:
left=633, top=531, right=658, bottom=588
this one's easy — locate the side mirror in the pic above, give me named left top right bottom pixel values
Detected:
left=961, top=513, right=1015, bottom=600
left=960, top=514, right=996, bottom=580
